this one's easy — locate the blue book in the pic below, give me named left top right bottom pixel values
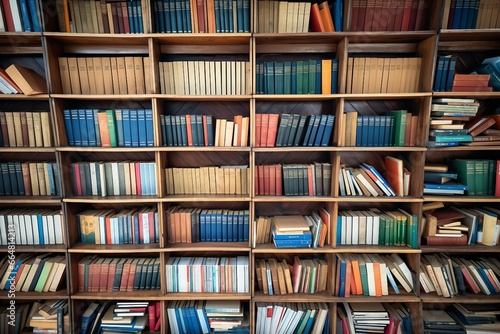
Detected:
left=5, top=258, right=23, bottom=289
left=152, top=0, right=160, bottom=32
left=338, top=259, right=346, bottom=296
left=361, top=163, right=397, bottom=196
left=200, top=210, right=207, bottom=242
left=424, top=182, right=468, bottom=190
left=273, top=239, right=312, bottom=248
left=85, top=109, right=97, bottom=146
left=355, top=115, right=363, bottom=146
left=452, top=0, right=464, bottom=29
left=361, top=116, right=369, bottom=146
left=291, top=62, right=297, bottom=94
left=0, top=165, right=3, bottom=196
left=175, top=0, right=184, bottom=32
left=171, top=116, right=179, bottom=146
left=429, top=135, right=472, bottom=142
left=232, top=211, right=239, bottom=241
left=333, top=0, right=343, bottom=31
left=242, top=0, right=250, bottom=32
left=427, top=141, right=460, bottom=148
left=471, top=0, right=480, bottom=28
left=216, top=210, right=222, bottom=242
left=273, top=231, right=313, bottom=241
left=440, top=57, right=450, bottom=91
left=8, top=163, right=18, bottom=195
left=137, top=109, right=147, bottom=147
left=28, top=0, right=42, bottom=32
left=475, top=63, right=500, bottom=91
left=135, top=1, right=143, bottom=33
left=45, top=163, right=55, bottom=196
left=434, top=57, right=445, bottom=91
left=243, top=210, right=249, bottom=241
left=225, top=211, right=232, bottom=242
left=52, top=162, right=61, bottom=196
left=130, top=109, right=139, bottom=146
left=313, top=115, right=328, bottom=146
left=331, top=59, right=338, bottom=93
left=179, top=115, right=187, bottom=146
left=214, top=0, right=221, bottom=32
left=92, top=109, right=101, bottom=146
left=315, top=60, right=321, bottom=94
left=70, top=109, right=81, bottom=146
left=122, top=109, right=132, bottom=147
left=465, top=0, right=476, bottom=29
left=184, top=0, right=192, bottom=33
left=236, top=0, right=244, bottom=32
left=373, top=116, right=381, bottom=146
left=274, top=61, right=284, bottom=94
left=163, top=115, right=173, bottom=146
left=386, top=267, right=400, bottom=294
left=161, top=0, right=170, bottom=33
left=366, top=116, right=376, bottom=146
left=266, top=62, right=275, bottom=94
left=18, top=0, right=32, bottom=32
left=150, top=162, right=157, bottom=195
left=446, top=56, right=456, bottom=92
left=301, top=115, right=315, bottom=146
left=221, top=210, right=228, bottom=242
left=144, top=109, right=154, bottom=147
left=228, top=0, right=234, bottom=32
left=307, top=115, right=321, bottom=146
left=379, top=116, right=387, bottom=146
left=63, top=109, right=75, bottom=146
left=460, top=0, right=471, bottom=29
left=0, top=163, right=10, bottom=195
left=160, top=115, right=167, bottom=145
left=386, top=116, right=394, bottom=145
left=194, top=115, right=203, bottom=146
left=206, top=115, right=214, bottom=146
left=115, top=109, right=124, bottom=147
left=168, top=0, right=177, bottom=33
left=78, top=109, right=89, bottom=146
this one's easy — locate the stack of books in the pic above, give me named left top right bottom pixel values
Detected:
left=428, top=98, right=479, bottom=148
left=452, top=73, right=492, bottom=92
left=268, top=213, right=330, bottom=249
left=0, top=161, right=61, bottom=197
left=475, top=56, right=500, bottom=91
left=423, top=309, right=461, bottom=333
left=338, top=163, right=398, bottom=197
left=335, top=253, right=414, bottom=297
left=97, top=302, right=149, bottom=333
left=433, top=55, right=457, bottom=92
left=0, top=0, right=42, bottom=32
left=449, top=304, right=500, bottom=332
left=0, top=254, right=66, bottom=293
left=255, top=302, right=329, bottom=334
left=0, top=111, right=52, bottom=148
left=423, top=163, right=468, bottom=195
left=28, top=300, right=70, bottom=333
left=463, top=115, right=500, bottom=146
left=254, top=256, right=328, bottom=295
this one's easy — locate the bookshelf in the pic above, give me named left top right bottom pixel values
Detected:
left=0, top=1, right=499, bottom=333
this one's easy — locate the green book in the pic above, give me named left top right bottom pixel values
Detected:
left=474, top=160, right=485, bottom=196
left=378, top=216, right=386, bottom=245
left=283, top=61, right=291, bottom=94
left=274, top=61, right=284, bottom=94
left=266, top=62, right=275, bottom=94
left=358, top=260, right=369, bottom=296
left=308, top=59, right=316, bottom=94
left=296, top=61, right=304, bottom=94
left=449, top=159, right=476, bottom=195
left=387, top=110, right=407, bottom=146
left=302, top=61, right=309, bottom=94
left=106, top=109, right=118, bottom=147
left=487, top=160, right=495, bottom=195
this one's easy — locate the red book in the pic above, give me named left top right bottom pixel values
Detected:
left=454, top=74, right=491, bottom=81
left=266, top=114, right=279, bottom=147
left=372, top=0, right=383, bottom=31
left=257, top=165, right=264, bottom=196
left=107, top=260, right=117, bottom=292
left=496, top=160, right=500, bottom=197
left=307, top=165, right=314, bottom=196
left=275, top=165, right=283, bottom=196
left=73, top=164, right=82, bottom=195
left=309, top=3, right=325, bottom=32
left=393, top=0, right=405, bottom=31
left=111, top=3, right=120, bottom=33
left=364, top=0, right=376, bottom=31
left=105, top=216, right=112, bottom=244
left=185, top=115, right=193, bottom=146
left=1, top=0, right=15, bottom=31
left=357, top=0, right=368, bottom=31
left=135, top=163, right=141, bottom=195
left=91, top=260, right=102, bottom=293
left=400, top=0, right=413, bottom=31
left=351, top=0, right=360, bottom=31
left=121, top=2, right=130, bottom=33
left=255, top=113, right=262, bottom=147
left=116, top=3, right=125, bottom=33
left=269, top=164, right=276, bottom=196
left=414, top=0, right=428, bottom=30
left=381, top=0, right=394, bottom=31
left=78, top=261, right=85, bottom=292
left=408, top=0, right=419, bottom=30
left=120, top=260, right=131, bottom=291
left=126, top=260, right=137, bottom=291
left=465, top=116, right=496, bottom=137
left=260, top=114, right=269, bottom=147
left=452, top=86, right=493, bottom=92
left=148, top=303, right=156, bottom=331
left=197, top=0, right=207, bottom=33
left=100, top=259, right=110, bottom=292
left=14, top=264, right=25, bottom=285
left=0, top=69, right=22, bottom=92
left=155, top=301, right=161, bottom=319
left=263, top=165, right=270, bottom=196
left=101, top=2, right=110, bottom=33
left=202, top=115, right=209, bottom=145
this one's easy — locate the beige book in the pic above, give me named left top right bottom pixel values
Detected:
left=273, top=1, right=280, bottom=32
left=165, top=168, right=173, bottom=195
left=77, top=57, right=90, bottom=94
left=81, top=0, right=93, bottom=32
left=86, top=58, right=97, bottom=94
left=40, top=112, right=52, bottom=147
left=346, top=57, right=354, bottom=93
left=116, top=57, right=128, bottom=94
left=67, top=57, right=81, bottom=94
left=182, top=61, right=189, bottom=95
left=133, top=57, right=145, bottom=94
left=58, top=57, right=72, bottom=94
left=36, top=162, right=46, bottom=196
left=26, top=112, right=35, bottom=147
left=380, top=58, right=391, bottom=93
left=94, top=0, right=104, bottom=33
left=32, top=112, right=43, bottom=147
left=42, top=255, right=64, bottom=292
left=193, top=168, right=201, bottom=194
left=101, top=57, right=114, bottom=94
left=362, top=58, right=371, bottom=93
left=199, top=167, right=210, bottom=194
left=215, top=61, right=222, bottom=95
left=158, top=61, right=165, bottom=94
left=72, top=0, right=83, bottom=32
left=124, top=57, right=136, bottom=94
left=373, top=58, right=384, bottom=94
left=241, top=116, right=249, bottom=146
left=367, top=57, right=378, bottom=93
left=88, top=0, right=99, bottom=32
left=424, top=254, right=450, bottom=297
left=208, top=167, right=217, bottom=194
left=282, top=2, right=292, bottom=33
left=296, top=2, right=305, bottom=32
left=4, top=112, right=16, bottom=147
left=220, top=61, right=227, bottom=95
left=106, top=3, right=114, bottom=33
left=143, top=57, right=152, bottom=94
left=224, top=120, right=234, bottom=146
left=382, top=255, right=413, bottom=293
left=216, top=167, right=225, bottom=194
left=198, top=61, right=206, bottom=95
left=92, top=57, right=105, bottom=94
left=223, top=168, right=231, bottom=194
left=218, top=119, right=227, bottom=146
left=173, top=61, right=184, bottom=95
left=395, top=58, right=404, bottom=93
left=173, top=168, right=183, bottom=194
left=245, top=62, right=251, bottom=95
left=208, top=61, right=216, bottom=95
left=345, top=111, right=357, bottom=146
left=29, top=163, right=39, bottom=196
left=187, top=61, right=196, bottom=95
left=400, top=57, right=410, bottom=93
left=413, top=58, right=422, bottom=92
left=240, top=168, right=248, bottom=195
left=165, top=62, right=174, bottom=94
left=123, top=161, right=131, bottom=195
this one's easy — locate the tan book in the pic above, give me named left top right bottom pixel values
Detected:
left=200, top=167, right=210, bottom=194
left=362, top=58, right=371, bottom=93
left=380, top=58, right=391, bottom=93
left=58, top=57, right=72, bottom=94
left=32, top=112, right=43, bottom=147
left=278, top=1, right=289, bottom=32
left=40, top=112, right=52, bottom=147
left=143, top=57, right=151, bottom=94
left=84, top=58, right=96, bottom=95
left=172, top=61, right=183, bottom=95
left=187, top=61, right=196, bottom=95
left=165, top=62, right=174, bottom=94
left=352, top=58, right=364, bottom=93
left=367, top=57, right=378, bottom=93
left=76, top=57, right=90, bottom=94
left=5, top=65, right=47, bottom=96
left=106, top=3, right=114, bottom=33
left=115, top=57, right=128, bottom=94
left=26, top=112, right=35, bottom=147
left=215, top=167, right=224, bottom=194
left=35, top=162, right=46, bottom=196
left=29, top=163, right=39, bottom=196
left=208, top=167, right=217, bottom=194
left=424, top=254, right=450, bottom=297
left=4, top=112, right=16, bottom=147
left=109, top=57, right=119, bottom=94
left=182, top=61, right=190, bottom=95
left=42, top=255, right=65, bottom=292
left=132, top=57, right=145, bottom=94
left=158, top=61, right=165, bottom=94
left=95, top=0, right=105, bottom=33
left=101, top=57, right=113, bottom=94
left=124, top=57, right=136, bottom=94
left=92, top=57, right=105, bottom=94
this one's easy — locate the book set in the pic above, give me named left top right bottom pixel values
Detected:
left=166, top=207, right=249, bottom=243
left=0, top=111, right=52, bottom=148
left=78, top=256, right=161, bottom=292
left=165, top=256, right=249, bottom=293
left=0, top=254, right=67, bottom=293
left=424, top=304, right=500, bottom=333
left=254, top=256, right=328, bottom=295
left=70, top=161, right=157, bottom=197
left=256, top=59, right=338, bottom=95
left=77, top=207, right=159, bottom=245
left=255, top=163, right=332, bottom=197
left=24, top=300, right=70, bottom=333
left=0, top=209, right=63, bottom=246
left=55, top=0, right=146, bottom=34
left=64, top=108, right=154, bottom=147
left=0, top=161, right=61, bottom=196
left=442, top=0, right=500, bottom=29
left=433, top=55, right=457, bottom=92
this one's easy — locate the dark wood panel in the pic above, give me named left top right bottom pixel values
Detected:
left=255, top=151, right=332, bottom=165
left=166, top=151, right=249, bottom=167
left=256, top=100, right=335, bottom=116
left=163, top=101, right=250, bottom=118
left=255, top=202, right=328, bottom=217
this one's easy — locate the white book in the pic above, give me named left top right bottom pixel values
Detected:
left=99, top=163, right=107, bottom=197
left=9, top=0, right=23, bottom=32
left=17, top=211, right=28, bottom=245
left=390, top=254, right=414, bottom=289
left=53, top=211, right=63, bottom=244
left=90, top=162, right=98, bottom=195
left=46, top=213, right=56, bottom=244
left=364, top=211, right=373, bottom=245
left=0, top=5, right=5, bottom=32
left=0, top=212, right=8, bottom=245
left=370, top=211, right=380, bottom=245
left=111, top=162, right=120, bottom=195
left=270, top=305, right=284, bottom=334
left=349, top=211, right=359, bottom=245
left=27, top=212, right=38, bottom=245
left=344, top=212, right=352, bottom=245
left=276, top=307, right=296, bottom=334
left=264, top=305, right=273, bottom=334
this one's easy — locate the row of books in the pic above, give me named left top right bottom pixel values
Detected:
left=271, top=213, right=329, bottom=249
left=423, top=206, right=500, bottom=247
left=77, top=207, right=159, bottom=245
left=449, top=159, right=497, bottom=196
left=27, top=300, right=70, bottom=333
left=160, top=60, right=250, bottom=95
left=433, top=55, right=457, bottom=92
left=165, top=256, right=249, bottom=293
left=337, top=208, right=418, bottom=249
left=256, top=113, right=335, bottom=147
left=346, top=57, right=422, bottom=94
left=81, top=301, right=152, bottom=334
left=255, top=302, right=329, bottom=334
left=338, top=163, right=399, bottom=197
left=351, top=0, right=430, bottom=31
left=255, top=256, right=328, bottom=295
left=256, top=59, right=338, bottom=95
left=213, top=116, right=250, bottom=147
left=0, top=254, right=66, bottom=293
left=59, top=56, right=151, bottom=95
left=0, top=161, right=61, bottom=197
left=338, top=302, right=412, bottom=334
left=0, top=0, right=42, bottom=32
left=255, top=163, right=332, bottom=197
left=71, top=161, right=157, bottom=197
left=78, top=256, right=160, bottom=292
left=153, top=0, right=250, bottom=33
left=335, top=253, right=414, bottom=297
left=64, top=108, right=154, bottom=147
left=443, top=0, right=500, bottom=29
left=165, top=166, right=249, bottom=195
left=0, top=209, right=63, bottom=246
left=0, top=64, right=47, bottom=96
left=166, top=206, right=249, bottom=243
left=420, top=254, right=500, bottom=298
left=168, top=300, right=248, bottom=334
left=161, top=114, right=212, bottom=146
left=0, top=111, right=52, bottom=148
left=344, top=110, right=418, bottom=147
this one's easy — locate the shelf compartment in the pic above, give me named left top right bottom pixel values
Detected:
left=68, top=243, right=161, bottom=253
left=50, top=94, right=153, bottom=100
left=165, top=242, right=250, bottom=252
left=0, top=147, right=56, bottom=153
left=152, top=94, right=252, bottom=101
left=0, top=244, right=67, bottom=253
left=253, top=244, right=335, bottom=254
left=253, top=291, right=334, bottom=303
left=163, top=292, right=251, bottom=300
left=342, top=92, right=432, bottom=100
left=156, top=147, right=251, bottom=152
left=334, top=245, right=421, bottom=254
left=0, top=94, right=49, bottom=100
left=253, top=196, right=335, bottom=202
left=71, top=290, right=162, bottom=300
left=63, top=196, right=159, bottom=203
left=253, top=147, right=337, bottom=153
left=254, top=94, right=341, bottom=101
left=0, top=291, right=68, bottom=300
left=338, top=196, right=423, bottom=203
left=432, top=91, right=500, bottom=99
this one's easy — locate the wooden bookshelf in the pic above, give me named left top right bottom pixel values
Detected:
left=0, top=1, right=499, bottom=333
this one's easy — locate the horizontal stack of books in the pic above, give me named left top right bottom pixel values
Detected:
left=0, top=111, right=52, bottom=148
left=28, top=300, right=70, bottom=333
left=267, top=213, right=329, bottom=249
left=0, top=254, right=66, bottom=293
left=64, top=109, right=154, bottom=147
left=0, top=161, right=61, bottom=197
left=255, top=302, right=329, bottom=334
left=420, top=254, right=500, bottom=297
left=337, top=208, right=418, bottom=249
left=424, top=304, right=500, bottom=334
left=255, top=256, right=328, bottom=295
left=165, top=165, right=249, bottom=195
left=78, top=256, right=160, bottom=292
left=462, top=115, right=500, bottom=146
left=433, top=55, right=457, bottom=92
left=451, top=73, right=492, bottom=92
left=165, top=256, right=249, bottom=293
left=166, top=207, right=249, bottom=243
left=71, top=161, right=157, bottom=197
left=336, top=253, right=414, bottom=297
left=0, top=209, right=63, bottom=245
left=256, top=59, right=338, bottom=94
left=77, top=207, right=159, bottom=245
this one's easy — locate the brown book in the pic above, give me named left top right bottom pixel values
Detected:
left=92, top=57, right=105, bottom=94
left=267, top=259, right=280, bottom=295
left=124, top=57, right=136, bottom=94
left=5, top=65, right=47, bottom=96
left=12, top=112, right=22, bottom=147
left=206, top=0, right=216, bottom=33
left=77, top=57, right=90, bottom=94
left=106, top=3, right=114, bottom=33
left=454, top=73, right=491, bottom=81
left=99, top=258, right=111, bottom=292
left=21, top=162, right=31, bottom=196
left=19, top=112, right=29, bottom=147
left=197, top=0, right=206, bottom=32
left=121, top=2, right=130, bottom=33
left=101, top=57, right=114, bottom=94
left=112, top=2, right=121, bottom=33
left=465, top=116, right=496, bottom=137
left=66, top=57, right=81, bottom=93
left=424, top=234, right=468, bottom=246
left=58, top=57, right=72, bottom=94
left=100, top=0, right=110, bottom=33
left=453, top=79, right=490, bottom=87
left=133, top=57, right=145, bottom=94
left=29, top=162, right=39, bottom=196
left=432, top=208, right=466, bottom=226
left=86, top=58, right=97, bottom=94
left=452, top=86, right=493, bottom=92
left=107, top=258, right=118, bottom=292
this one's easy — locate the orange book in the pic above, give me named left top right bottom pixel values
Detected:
left=206, top=0, right=216, bottom=33
left=309, top=3, right=326, bottom=32
left=63, top=0, right=71, bottom=32
left=14, top=263, right=25, bottom=285
left=260, top=114, right=270, bottom=147
left=105, top=216, right=112, bottom=244
left=307, top=165, right=314, bottom=196
left=385, top=156, right=404, bottom=196
left=126, top=260, right=137, bottom=291
left=120, top=260, right=131, bottom=291
left=349, top=256, right=363, bottom=295
left=107, top=259, right=117, bottom=292
left=454, top=73, right=490, bottom=81
left=185, top=114, right=193, bottom=146
left=255, top=113, right=262, bottom=147
left=321, top=59, right=332, bottom=94
left=269, top=164, right=276, bottom=196
left=100, top=259, right=110, bottom=292
left=97, top=111, right=111, bottom=147
left=318, top=1, right=335, bottom=32
left=319, top=208, right=330, bottom=247
left=452, top=79, right=490, bottom=87
left=266, top=114, right=279, bottom=147
left=372, top=261, right=382, bottom=296
left=343, top=256, right=351, bottom=297
left=233, top=115, right=242, bottom=146
left=452, top=86, right=493, bottom=92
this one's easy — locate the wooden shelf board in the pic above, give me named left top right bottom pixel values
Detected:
left=152, top=94, right=251, bottom=101
left=163, top=292, right=251, bottom=300
left=253, top=291, right=333, bottom=302
left=44, top=32, right=150, bottom=44
left=56, top=146, right=157, bottom=152
left=157, top=146, right=251, bottom=152
left=152, top=33, right=251, bottom=45
left=160, top=195, right=251, bottom=202
left=337, top=146, right=427, bottom=152
left=423, top=196, right=500, bottom=203
left=338, top=196, right=423, bottom=203
left=253, top=147, right=336, bottom=152
left=427, top=145, right=500, bottom=151
left=339, top=294, right=420, bottom=302
left=71, top=290, right=162, bottom=300
left=342, top=92, right=432, bottom=99
left=254, top=94, right=339, bottom=101
left=432, top=91, right=500, bottom=99
left=0, top=147, right=56, bottom=153
left=0, top=290, right=68, bottom=300
left=334, top=245, right=420, bottom=254
left=253, top=244, right=334, bottom=253
left=0, top=197, right=61, bottom=205
left=69, top=243, right=161, bottom=253
left=420, top=293, right=500, bottom=303
left=438, top=29, right=500, bottom=42
left=165, top=242, right=250, bottom=252
left=0, top=244, right=67, bottom=253
left=421, top=245, right=500, bottom=253
left=0, top=32, right=42, bottom=42
left=63, top=196, right=159, bottom=203
left=50, top=94, right=152, bottom=100
left=253, top=196, right=335, bottom=202
left=0, top=94, right=49, bottom=99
